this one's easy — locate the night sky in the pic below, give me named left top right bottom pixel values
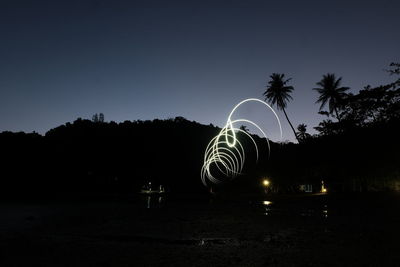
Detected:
left=1, top=0, right=399, bottom=142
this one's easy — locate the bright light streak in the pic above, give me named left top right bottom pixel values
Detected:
left=201, top=98, right=282, bottom=186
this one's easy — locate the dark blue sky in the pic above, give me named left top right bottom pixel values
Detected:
left=1, top=0, right=399, bottom=141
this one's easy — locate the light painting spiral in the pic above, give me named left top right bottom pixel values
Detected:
left=201, top=98, right=282, bottom=186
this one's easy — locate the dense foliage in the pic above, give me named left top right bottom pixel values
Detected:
left=1, top=63, right=399, bottom=196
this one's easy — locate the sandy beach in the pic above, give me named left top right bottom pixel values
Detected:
left=1, top=193, right=400, bottom=267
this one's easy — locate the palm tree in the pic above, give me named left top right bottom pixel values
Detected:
left=297, top=123, right=310, bottom=142
left=263, top=73, right=299, bottom=142
left=314, top=73, right=350, bottom=122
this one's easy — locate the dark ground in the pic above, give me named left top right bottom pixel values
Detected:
left=1, top=192, right=400, bottom=267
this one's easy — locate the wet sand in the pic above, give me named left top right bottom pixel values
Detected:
left=1, top=193, right=400, bottom=266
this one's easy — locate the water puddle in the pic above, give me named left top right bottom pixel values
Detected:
left=262, top=200, right=273, bottom=216
left=139, top=195, right=166, bottom=209
left=198, top=238, right=240, bottom=246
left=256, top=199, right=329, bottom=218
left=71, top=234, right=241, bottom=246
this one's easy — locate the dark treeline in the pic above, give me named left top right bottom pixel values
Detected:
left=1, top=115, right=399, bottom=196
left=265, top=119, right=400, bottom=192
left=1, top=63, right=399, bottom=196
left=0, top=117, right=226, bottom=197
left=262, top=62, right=400, bottom=192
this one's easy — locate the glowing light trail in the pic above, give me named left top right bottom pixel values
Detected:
left=201, top=98, right=282, bottom=186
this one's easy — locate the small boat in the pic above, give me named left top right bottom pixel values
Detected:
left=140, top=182, right=166, bottom=194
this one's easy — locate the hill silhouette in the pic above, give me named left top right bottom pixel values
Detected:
left=1, top=115, right=399, bottom=198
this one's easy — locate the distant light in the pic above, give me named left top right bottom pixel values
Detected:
left=263, top=201, right=272, bottom=206
left=321, top=180, right=327, bottom=193
left=263, top=179, right=270, bottom=187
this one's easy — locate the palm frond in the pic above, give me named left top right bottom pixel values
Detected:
left=263, top=73, right=294, bottom=110
left=314, top=73, right=350, bottom=116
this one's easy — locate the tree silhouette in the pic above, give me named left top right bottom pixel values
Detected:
left=314, top=73, right=350, bottom=122
left=99, top=113, right=105, bottom=123
left=264, top=73, right=299, bottom=142
left=387, top=62, right=400, bottom=76
left=297, top=123, right=310, bottom=142
left=92, top=113, right=105, bottom=123
left=239, top=125, right=249, bottom=133
left=92, top=114, right=99, bottom=123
